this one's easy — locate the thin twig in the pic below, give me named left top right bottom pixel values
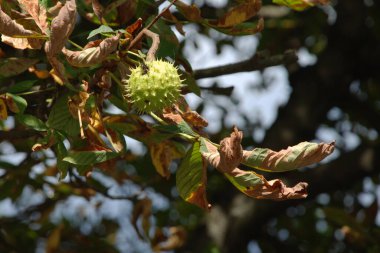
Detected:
left=128, top=0, right=178, bottom=51
left=193, top=50, right=298, bottom=79
left=144, top=29, right=160, bottom=61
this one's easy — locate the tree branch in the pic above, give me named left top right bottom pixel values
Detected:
left=193, top=50, right=298, bottom=79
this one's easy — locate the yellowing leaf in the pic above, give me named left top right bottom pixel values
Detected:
left=62, top=35, right=119, bottom=67
left=200, top=128, right=316, bottom=200
left=209, top=0, right=261, bottom=28
left=131, top=198, right=152, bottom=240
left=273, top=0, right=329, bottom=11
left=174, top=1, right=202, bottom=22
left=149, top=141, right=184, bottom=179
left=153, top=227, right=187, bottom=252
left=242, top=141, right=335, bottom=172
left=1, top=35, right=42, bottom=49
left=176, top=142, right=210, bottom=210
left=0, top=99, right=7, bottom=120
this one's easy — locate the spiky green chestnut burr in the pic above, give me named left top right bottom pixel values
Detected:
left=123, top=60, right=182, bottom=113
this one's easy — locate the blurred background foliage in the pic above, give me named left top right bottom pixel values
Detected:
left=1, top=0, right=380, bottom=252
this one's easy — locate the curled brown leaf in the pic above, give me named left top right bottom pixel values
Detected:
left=44, top=0, right=77, bottom=57
left=62, top=35, right=120, bottom=67
left=91, top=0, right=104, bottom=23
left=0, top=7, right=34, bottom=37
left=246, top=179, right=308, bottom=200
left=17, top=0, right=48, bottom=33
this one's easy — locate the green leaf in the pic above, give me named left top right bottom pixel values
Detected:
left=87, top=25, right=114, bottom=39
left=15, top=114, right=47, bottom=131
left=7, top=80, right=37, bottom=93
left=56, top=140, right=69, bottom=179
left=209, top=19, right=264, bottom=36
left=176, top=141, right=209, bottom=210
left=0, top=58, right=39, bottom=78
left=242, top=141, right=335, bottom=172
left=63, top=150, right=119, bottom=165
left=273, top=0, right=325, bottom=11
left=5, top=93, right=27, bottom=114
left=47, top=95, right=80, bottom=136
left=224, top=172, right=263, bottom=193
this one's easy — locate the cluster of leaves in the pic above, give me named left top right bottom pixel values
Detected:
left=0, top=0, right=331, bottom=251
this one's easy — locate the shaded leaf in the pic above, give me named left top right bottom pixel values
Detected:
left=7, top=80, right=37, bottom=93
left=0, top=99, right=7, bottom=120
left=242, top=141, right=335, bottom=172
left=56, top=139, right=69, bottom=179
left=91, top=0, right=104, bottom=23
left=174, top=1, right=202, bottom=22
left=149, top=141, right=185, bottom=179
left=5, top=93, right=27, bottom=114
left=131, top=198, right=152, bottom=240
left=87, top=25, right=114, bottom=39
left=62, top=35, right=119, bottom=67
left=210, top=18, right=264, bottom=36
left=209, top=0, right=261, bottom=27
left=63, top=150, right=118, bottom=165
left=153, top=227, right=187, bottom=252
left=273, top=0, right=329, bottom=11
left=17, top=0, right=48, bottom=33
left=15, top=114, right=47, bottom=131
left=47, top=95, right=80, bottom=136
left=0, top=7, right=34, bottom=37
left=176, top=141, right=210, bottom=210
left=0, top=58, right=39, bottom=78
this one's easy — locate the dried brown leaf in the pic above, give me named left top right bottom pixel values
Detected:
left=131, top=198, right=152, bottom=240
left=17, top=0, right=48, bottom=33
left=149, top=141, right=183, bottom=179
left=1, top=35, right=42, bottom=49
left=91, top=0, right=104, bottom=23
left=153, top=226, right=187, bottom=252
left=246, top=179, right=308, bottom=200
left=0, top=7, right=34, bottom=37
left=44, top=0, right=77, bottom=57
left=62, top=35, right=119, bottom=67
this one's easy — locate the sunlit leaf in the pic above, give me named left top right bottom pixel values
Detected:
left=63, top=35, right=119, bottom=67
left=0, top=7, right=34, bottom=37
left=242, top=141, right=335, bottom=172
left=273, top=0, right=329, bottom=11
left=17, top=0, right=48, bottom=33
left=45, top=0, right=77, bottom=57
left=200, top=128, right=311, bottom=200
left=176, top=141, right=210, bottom=210
left=87, top=25, right=114, bottom=39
